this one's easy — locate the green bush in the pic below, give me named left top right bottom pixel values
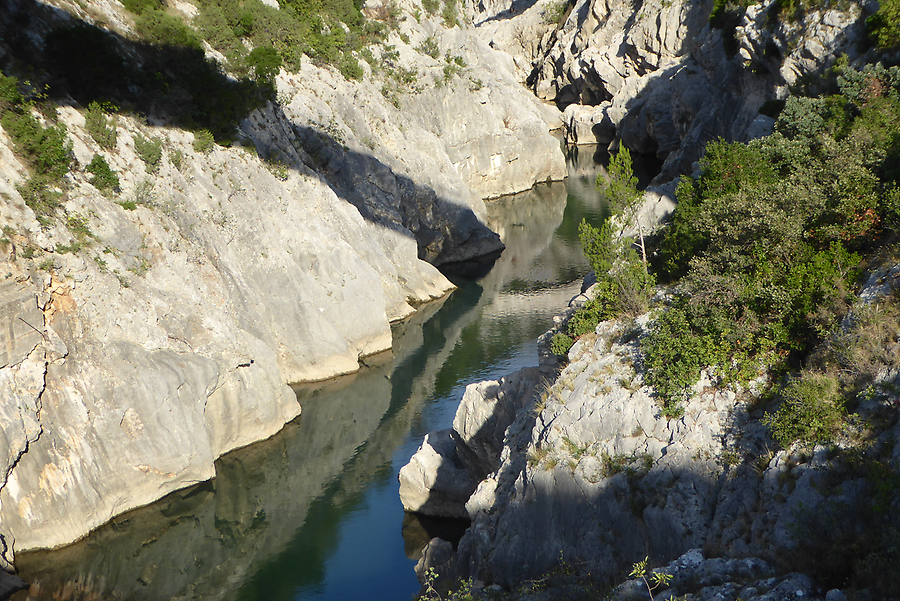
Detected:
left=416, top=36, right=440, bottom=59
left=246, top=45, right=282, bottom=95
left=17, top=177, right=63, bottom=226
left=550, top=333, right=574, bottom=357
left=423, top=0, right=440, bottom=15
left=136, top=9, right=202, bottom=48
left=867, top=0, right=900, bottom=48
left=642, top=307, right=726, bottom=404
left=85, top=101, right=117, bottom=150
left=86, top=154, right=120, bottom=194
left=133, top=134, right=162, bottom=172
left=763, top=373, right=845, bottom=447
left=441, top=0, right=460, bottom=27
left=1, top=110, right=73, bottom=181
left=121, top=0, right=161, bottom=14
left=192, top=129, right=216, bottom=154
left=339, top=51, right=364, bottom=80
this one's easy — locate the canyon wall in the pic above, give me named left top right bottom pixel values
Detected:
left=0, top=0, right=564, bottom=564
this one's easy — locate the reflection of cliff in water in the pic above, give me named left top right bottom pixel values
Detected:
left=13, top=300, right=443, bottom=601
left=13, top=148, right=611, bottom=601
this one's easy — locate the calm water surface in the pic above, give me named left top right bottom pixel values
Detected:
left=14, top=146, right=617, bottom=601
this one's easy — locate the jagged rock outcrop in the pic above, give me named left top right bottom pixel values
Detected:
left=400, top=366, right=545, bottom=517
left=451, top=305, right=899, bottom=591
left=0, top=0, right=566, bottom=564
left=528, top=0, right=868, bottom=180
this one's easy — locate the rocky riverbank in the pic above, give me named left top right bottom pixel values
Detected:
left=403, top=262, right=900, bottom=599
left=0, top=0, right=565, bottom=568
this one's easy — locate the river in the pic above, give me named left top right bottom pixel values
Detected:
left=12, top=145, right=628, bottom=601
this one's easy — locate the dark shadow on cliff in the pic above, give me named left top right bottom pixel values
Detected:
left=541, top=0, right=798, bottom=181
left=0, top=0, right=503, bottom=267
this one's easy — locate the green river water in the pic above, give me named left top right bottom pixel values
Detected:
left=13, top=144, right=638, bottom=601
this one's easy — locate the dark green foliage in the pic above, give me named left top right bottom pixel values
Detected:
left=442, top=0, right=460, bottom=27
left=550, top=333, right=575, bottom=356
left=17, top=177, right=63, bottom=225
left=643, top=307, right=726, bottom=404
left=136, top=10, right=202, bottom=48
left=423, top=0, right=440, bottom=15
left=0, top=78, right=73, bottom=181
left=247, top=46, right=282, bottom=84
left=246, top=45, right=282, bottom=98
left=417, top=36, right=440, bottom=59
left=762, top=373, right=844, bottom=447
left=121, top=0, right=161, bottom=15
left=2, top=112, right=73, bottom=180
left=0, top=73, right=71, bottom=227
left=339, top=52, right=363, bottom=80
left=85, top=101, right=117, bottom=150
left=867, top=0, right=900, bottom=49
left=133, top=134, right=162, bottom=172
left=645, top=62, right=900, bottom=409
left=86, top=154, right=119, bottom=194
left=0, top=74, right=24, bottom=109
left=569, top=148, right=656, bottom=342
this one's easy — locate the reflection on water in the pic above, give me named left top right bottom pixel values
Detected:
left=13, top=147, right=610, bottom=601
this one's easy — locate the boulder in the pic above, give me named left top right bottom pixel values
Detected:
left=399, top=430, right=478, bottom=519
left=453, top=367, right=544, bottom=478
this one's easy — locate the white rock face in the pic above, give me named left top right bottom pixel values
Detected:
left=400, top=430, right=478, bottom=519
left=454, top=306, right=899, bottom=589
left=527, top=0, right=866, bottom=180
left=0, top=0, right=566, bottom=561
left=400, top=366, right=544, bottom=517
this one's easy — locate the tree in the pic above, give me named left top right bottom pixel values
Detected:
left=599, top=146, right=647, bottom=264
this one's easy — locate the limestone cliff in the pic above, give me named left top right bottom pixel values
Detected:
left=524, top=0, right=868, bottom=180
left=0, top=0, right=564, bottom=564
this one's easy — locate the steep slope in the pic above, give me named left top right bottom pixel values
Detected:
left=0, top=0, right=565, bottom=564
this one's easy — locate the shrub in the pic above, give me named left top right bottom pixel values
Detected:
left=416, top=36, right=440, bottom=59
left=192, top=129, right=216, bottom=154
left=18, top=177, right=63, bottom=226
left=423, top=0, right=440, bottom=16
left=246, top=45, right=282, bottom=96
left=642, top=307, right=726, bottom=404
left=85, top=101, right=117, bottom=149
left=550, top=333, right=574, bottom=357
left=441, top=0, right=460, bottom=27
left=86, top=154, right=120, bottom=194
left=867, top=0, right=900, bottom=48
left=1, top=110, right=73, bottom=181
left=121, top=0, right=161, bottom=14
left=339, top=51, right=364, bottom=80
left=136, top=10, right=202, bottom=48
left=134, top=134, right=163, bottom=172
left=762, top=373, right=845, bottom=447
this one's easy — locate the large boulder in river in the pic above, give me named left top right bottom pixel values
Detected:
left=400, top=366, right=544, bottom=518
left=400, top=430, right=478, bottom=519
left=453, top=366, right=544, bottom=479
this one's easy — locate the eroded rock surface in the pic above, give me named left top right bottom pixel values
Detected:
left=400, top=367, right=545, bottom=518
left=527, top=0, right=867, bottom=180
left=0, top=0, right=565, bottom=561
left=453, top=309, right=899, bottom=591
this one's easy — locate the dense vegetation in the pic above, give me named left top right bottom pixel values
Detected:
left=556, top=61, right=900, bottom=591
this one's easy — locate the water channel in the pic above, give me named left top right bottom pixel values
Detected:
left=13, top=145, right=637, bottom=601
